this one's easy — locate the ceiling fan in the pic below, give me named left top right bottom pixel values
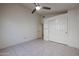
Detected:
left=32, top=3, right=51, bottom=14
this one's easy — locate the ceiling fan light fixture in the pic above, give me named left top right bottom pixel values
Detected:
left=35, top=6, right=41, bottom=11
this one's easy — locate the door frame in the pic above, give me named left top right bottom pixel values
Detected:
left=44, top=13, right=68, bottom=44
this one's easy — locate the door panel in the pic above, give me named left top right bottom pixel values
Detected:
left=48, top=14, right=68, bottom=44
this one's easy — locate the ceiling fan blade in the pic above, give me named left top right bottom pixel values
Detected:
left=42, top=7, right=51, bottom=10
left=34, top=3, right=37, bottom=6
left=32, top=9, right=36, bottom=14
left=34, top=3, right=40, bottom=6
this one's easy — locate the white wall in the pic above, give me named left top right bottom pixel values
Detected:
left=44, top=7, right=79, bottom=49
left=0, top=4, right=41, bottom=49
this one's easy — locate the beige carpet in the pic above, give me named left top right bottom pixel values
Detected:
left=0, top=39, right=79, bottom=56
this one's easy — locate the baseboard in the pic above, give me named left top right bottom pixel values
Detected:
left=44, top=40, right=79, bottom=50
left=0, top=38, right=39, bottom=50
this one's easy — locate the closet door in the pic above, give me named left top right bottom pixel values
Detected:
left=48, top=14, right=68, bottom=44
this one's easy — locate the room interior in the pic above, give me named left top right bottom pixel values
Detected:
left=0, top=3, right=79, bottom=56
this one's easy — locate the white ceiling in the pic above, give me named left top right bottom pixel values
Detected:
left=22, top=3, right=79, bottom=16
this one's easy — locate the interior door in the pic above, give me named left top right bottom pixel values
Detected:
left=48, top=14, right=68, bottom=44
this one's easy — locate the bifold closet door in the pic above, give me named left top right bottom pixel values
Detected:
left=48, top=14, right=68, bottom=44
